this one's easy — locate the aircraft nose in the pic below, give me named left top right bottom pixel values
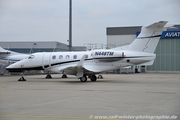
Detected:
left=6, top=62, right=24, bottom=72
left=7, top=62, right=20, bottom=68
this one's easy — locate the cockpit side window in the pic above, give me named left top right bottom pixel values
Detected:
left=28, top=55, right=35, bottom=59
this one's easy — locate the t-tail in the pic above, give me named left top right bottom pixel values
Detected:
left=128, top=21, right=169, bottom=53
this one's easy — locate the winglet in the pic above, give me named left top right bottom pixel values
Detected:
left=77, top=54, right=87, bottom=67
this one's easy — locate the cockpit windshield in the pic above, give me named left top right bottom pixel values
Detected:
left=28, top=55, right=35, bottom=59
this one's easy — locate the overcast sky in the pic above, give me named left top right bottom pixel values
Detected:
left=0, top=0, right=180, bottom=46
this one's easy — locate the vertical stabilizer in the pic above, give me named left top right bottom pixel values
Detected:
left=128, top=21, right=168, bottom=53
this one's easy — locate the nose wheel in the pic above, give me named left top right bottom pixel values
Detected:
left=18, top=76, right=26, bottom=81
left=18, top=72, right=26, bottom=81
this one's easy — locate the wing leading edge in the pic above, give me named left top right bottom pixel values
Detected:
left=50, top=54, right=94, bottom=78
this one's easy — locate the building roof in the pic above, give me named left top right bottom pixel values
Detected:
left=106, top=25, right=180, bottom=35
left=0, top=41, right=66, bottom=48
left=0, top=41, right=86, bottom=52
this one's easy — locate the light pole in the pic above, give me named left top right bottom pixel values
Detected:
left=69, top=0, right=72, bottom=51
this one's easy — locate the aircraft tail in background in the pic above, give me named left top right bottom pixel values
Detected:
left=0, top=46, right=28, bottom=65
left=0, top=46, right=10, bottom=54
left=128, top=21, right=169, bottom=53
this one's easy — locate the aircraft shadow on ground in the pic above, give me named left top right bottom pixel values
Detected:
left=10, top=75, right=144, bottom=84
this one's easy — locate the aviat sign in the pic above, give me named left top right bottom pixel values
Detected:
left=161, top=31, right=180, bottom=39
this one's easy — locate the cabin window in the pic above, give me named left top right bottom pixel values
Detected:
left=28, top=55, right=34, bottom=59
left=52, top=55, right=56, bottom=60
left=85, top=55, right=88, bottom=59
left=66, top=55, right=70, bottom=59
left=73, top=55, right=77, bottom=59
left=59, top=55, right=63, bottom=59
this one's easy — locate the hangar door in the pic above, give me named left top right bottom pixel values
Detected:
left=147, top=39, right=180, bottom=72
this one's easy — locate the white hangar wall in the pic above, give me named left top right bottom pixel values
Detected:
left=106, top=26, right=141, bottom=49
left=107, top=34, right=136, bottom=48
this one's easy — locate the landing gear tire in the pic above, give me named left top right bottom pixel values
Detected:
left=90, top=75, right=97, bottom=82
left=98, top=75, right=103, bottom=79
left=18, top=76, right=26, bottom=81
left=62, top=74, right=68, bottom=78
left=80, top=76, right=87, bottom=82
left=45, top=74, right=52, bottom=79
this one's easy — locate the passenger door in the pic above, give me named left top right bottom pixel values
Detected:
left=42, top=52, right=51, bottom=70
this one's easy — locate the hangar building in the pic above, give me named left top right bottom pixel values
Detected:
left=107, top=25, right=180, bottom=72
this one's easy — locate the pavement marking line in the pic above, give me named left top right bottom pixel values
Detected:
left=0, top=86, right=10, bottom=90
left=0, top=114, right=125, bottom=120
left=0, top=114, right=86, bottom=119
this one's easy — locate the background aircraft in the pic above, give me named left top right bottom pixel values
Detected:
left=0, top=46, right=28, bottom=65
left=0, top=47, right=54, bottom=79
left=7, top=21, right=172, bottom=82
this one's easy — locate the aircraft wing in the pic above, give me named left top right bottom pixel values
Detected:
left=50, top=54, right=123, bottom=77
left=50, top=54, right=94, bottom=77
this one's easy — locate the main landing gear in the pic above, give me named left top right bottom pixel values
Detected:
left=61, top=71, right=68, bottom=78
left=98, top=74, right=103, bottom=79
left=61, top=74, right=68, bottom=78
left=79, top=74, right=97, bottom=82
left=45, top=72, right=52, bottom=79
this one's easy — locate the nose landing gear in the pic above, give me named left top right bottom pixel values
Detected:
left=18, top=72, right=26, bottom=81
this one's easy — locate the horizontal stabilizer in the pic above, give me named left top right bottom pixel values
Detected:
left=138, top=60, right=155, bottom=66
left=146, top=21, right=168, bottom=28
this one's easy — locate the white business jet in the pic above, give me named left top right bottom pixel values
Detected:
left=0, top=47, right=56, bottom=79
left=6, top=21, right=171, bottom=82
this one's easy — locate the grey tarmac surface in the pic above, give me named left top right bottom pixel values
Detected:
left=0, top=73, right=180, bottom=120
